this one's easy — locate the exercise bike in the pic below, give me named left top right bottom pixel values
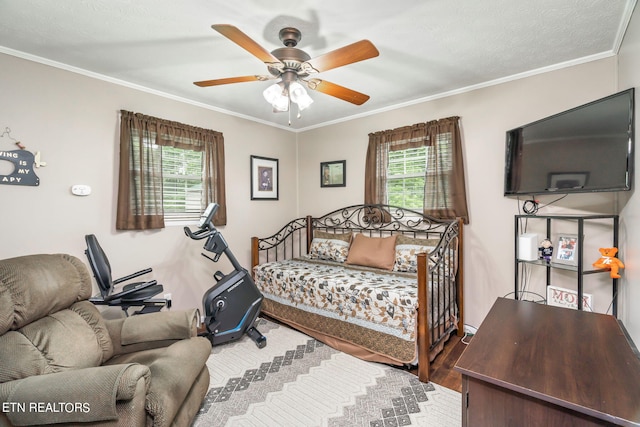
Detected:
left=184, top=203, right=266, bottom=348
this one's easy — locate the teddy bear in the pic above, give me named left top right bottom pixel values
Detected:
left=592, top=247, right=625, bottom=278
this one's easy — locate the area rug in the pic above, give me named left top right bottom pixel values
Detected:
left=193, top=318, right=461, bottom=427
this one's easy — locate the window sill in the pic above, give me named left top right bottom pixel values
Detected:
left=164, top=217, right=199, bottom=227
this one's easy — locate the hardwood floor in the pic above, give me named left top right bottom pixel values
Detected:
left=409, top=333, right=471, bottom=392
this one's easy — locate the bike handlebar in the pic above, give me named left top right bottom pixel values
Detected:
left=183, top=226, right=211, bottom=240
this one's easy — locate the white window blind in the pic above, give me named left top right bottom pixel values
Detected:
left=386, top=146, right=427, bottom=210
left=424, top=134, right=453, bottom=210
left=161, top=146, right=203, bottom=220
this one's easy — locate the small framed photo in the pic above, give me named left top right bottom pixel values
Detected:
left=320, top=160, right=346, bottom=187
left=553, top=234, right=579, bottom=266
left=251, top=155, right=278, bottom=200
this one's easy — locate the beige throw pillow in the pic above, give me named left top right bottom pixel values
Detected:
left=345, top=234, right=397, bottom=270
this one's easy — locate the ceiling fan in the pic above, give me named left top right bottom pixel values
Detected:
left=194, top=24, right=379, bottom=116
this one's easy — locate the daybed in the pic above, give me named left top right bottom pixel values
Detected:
left=251, top=204, right=463, bottom=382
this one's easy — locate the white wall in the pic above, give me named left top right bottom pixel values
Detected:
left=618, top=6, right=640, bottom=346
left=297, top=58, right=620, bottom=331
left=0, top=52, right=297, bottom=313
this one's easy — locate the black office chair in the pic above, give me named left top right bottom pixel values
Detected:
left=84, top=234, right=168, bottom=316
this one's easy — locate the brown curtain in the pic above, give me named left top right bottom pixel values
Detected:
left=365, top=117, right=469, bottom=223
left=116, top=110, right=227, bottom=230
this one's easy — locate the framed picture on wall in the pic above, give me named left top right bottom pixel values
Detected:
left=250, top=155, right=278, bottom=200
left=320, top=160, right=346, bottom=187
left=553, top=234, right=579, bottom=266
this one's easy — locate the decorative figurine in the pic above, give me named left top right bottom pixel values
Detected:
left=539, top=238, right=553, bottom=262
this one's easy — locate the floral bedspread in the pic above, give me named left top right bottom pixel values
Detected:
left=254, top=258, right=431, bottom=343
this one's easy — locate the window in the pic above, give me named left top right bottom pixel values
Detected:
left=117, top=110, right=226, bottom=230
left=161, top=146, right=204, bottom=221
left=365, top=117, right=469, bottom=223
left=387, top=147, right=427, bottom=210
left=129, top=141, right=204, bottom=222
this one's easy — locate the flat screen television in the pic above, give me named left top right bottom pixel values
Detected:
left=504, top=88, right=634, bottom=196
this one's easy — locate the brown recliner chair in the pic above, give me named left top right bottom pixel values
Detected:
left=0, top=254, right=212, bottom=426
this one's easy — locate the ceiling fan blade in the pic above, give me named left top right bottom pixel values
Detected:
left=305, top=79, right=370, bottom=105
left=304, top=40, right=379, bottom=73
left=194, top=75, right=272, bottom=87
left=211, top=24, right=281, bottom=65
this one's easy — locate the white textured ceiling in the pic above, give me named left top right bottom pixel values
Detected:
left=0, top=0, right=636, bottom=131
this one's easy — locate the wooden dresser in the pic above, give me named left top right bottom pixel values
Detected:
left=454, top=298, right=640, bottom=426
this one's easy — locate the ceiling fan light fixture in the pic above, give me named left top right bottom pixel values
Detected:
left=262, top=82, right=282, bottom=103
left=263, top=82, right=289, bottom=111
left=273, top=98, right=289, bottom=112
left=289, top=81, right=314, bottom=111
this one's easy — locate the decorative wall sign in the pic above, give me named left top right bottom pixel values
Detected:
left=0, top=149, right=39, bottom=186
left=0, top=127, right=45, bottom=186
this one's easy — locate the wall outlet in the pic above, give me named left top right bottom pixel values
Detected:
left=464, top=324, right=477, bottom=335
